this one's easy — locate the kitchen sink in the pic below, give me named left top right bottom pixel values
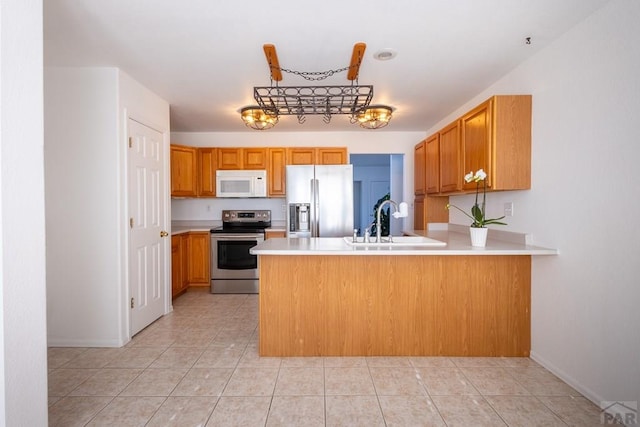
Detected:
left=343, top=236, right=446, bottom=247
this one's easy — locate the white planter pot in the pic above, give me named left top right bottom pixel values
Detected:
left=469, top=227, right=488, bottom=247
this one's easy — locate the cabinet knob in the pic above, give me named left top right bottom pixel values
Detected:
left=160, top=231, right=169, bottom=237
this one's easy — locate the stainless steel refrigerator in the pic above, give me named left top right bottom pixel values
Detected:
left=286, top=164, right=354, bottom=238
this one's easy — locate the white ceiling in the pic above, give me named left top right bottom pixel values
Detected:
left=44, top=0, right=609, bottom=133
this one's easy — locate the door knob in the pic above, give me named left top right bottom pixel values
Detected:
left=160, top=231, right=169, bottom=237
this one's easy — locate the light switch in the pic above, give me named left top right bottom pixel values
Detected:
left=504, top=202, right=514, bottom=217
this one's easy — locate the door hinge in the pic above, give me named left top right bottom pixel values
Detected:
left=130, top=297, right=134, bottom=309
left=128, top=137, right=133, bottom=148
left=130, top=217, right=134, bottom=228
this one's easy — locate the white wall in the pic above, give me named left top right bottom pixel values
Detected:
left=170, top=131, right=424, bottom=226
left=0, top=0, right=48, bottom=425
left=441, top=0, right=640, bottom=406
left=45, top=67, right=170, bottom=347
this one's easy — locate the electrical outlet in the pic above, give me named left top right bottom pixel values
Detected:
left=281, top=204, right=287, bottom=213
left=206, top=205, right=211, bottom=212
left=504, top=202, right=514, bottom=217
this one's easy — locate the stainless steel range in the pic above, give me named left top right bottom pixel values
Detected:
left=210, top=209, right=271, bottom=294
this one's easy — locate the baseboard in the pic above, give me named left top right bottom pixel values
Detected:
left=47, top=337, right=125, bottom=348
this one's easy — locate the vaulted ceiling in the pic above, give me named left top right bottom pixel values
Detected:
left=44, top=0, right=609, bottom=132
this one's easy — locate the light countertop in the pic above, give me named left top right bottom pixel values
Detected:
left=249, top=224, right=557, bottom=256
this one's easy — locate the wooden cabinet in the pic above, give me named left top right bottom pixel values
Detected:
left=171, top=234, right=189, bottom=298
left=187, top=232, right=210, bottom=286
left=243, top=148, right=268, bottom=169
left=265, top=229, right=286, bottom=239
left=418, top=95, right=531, bottom=197
left=287, top=148, right=316, bottom=165
left=461, top=95, right=531, bottom=191
left=267, top=148, right=286, bottom=197
left=216, top=147, right=268, bottom=170
left=217, top=148, right=243, bottom=169
left=197, top=148, right=216, bottom=197
left=172, top=231, right=210, bottom=297
left=424, top=133, right=440, bottom=194
left=170, top=145, right=198, bottom=197
left=317, top=147, right=348, bottom=164
left=439, top=121, right=462, bottom=193
left=171, top=145, right=348, bottom=198
left=413, top=196, right=450, bottom=230
left=414, top=140, right=426, bottom=196
left=286, top=147, right=348, bottom=165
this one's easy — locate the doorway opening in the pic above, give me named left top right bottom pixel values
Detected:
left=350, top=153, right=404, bottom=236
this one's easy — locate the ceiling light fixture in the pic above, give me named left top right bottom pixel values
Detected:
left=240, top=43, right=394, bottom=130
left=354, top=105, right=393, bottom=129
left=240, top=106, right=278, bottom=130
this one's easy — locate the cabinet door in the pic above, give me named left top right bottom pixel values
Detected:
left=414, top=141, right=426, bottom=196
left=424, top=133, right=440, bottom=194
left=188, top=232, right=210, bottom=285
left=217, top=148, right=243, bottom=169
left=180, top=234, right=189, bottom=292
left=439, top=121, right=462, bottom=193
left=243, top=148, right=267, bottom=169
left=413, top=197, right=425, bottom=230
left=198, top=148, right=217, bottom=197
left=317, top=147, right=347, bottom=164
left=170, top=145, right=198, bottom=197
left=287, top=148, right=316, bottom=165
left=268, top=148, right=286, bottom=197
left=171, top=235, right=182, bottom=297
left=461, top=99, right=492, bottom=191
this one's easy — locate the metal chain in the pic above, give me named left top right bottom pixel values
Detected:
left=271, top=65, right=357, bottom=81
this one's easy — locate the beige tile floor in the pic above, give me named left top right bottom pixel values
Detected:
left=48, top=288, right=611, bottom=426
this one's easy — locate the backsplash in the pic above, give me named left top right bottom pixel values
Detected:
left=171, top=197, right=287, bottom=221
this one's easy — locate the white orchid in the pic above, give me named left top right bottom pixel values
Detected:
left=465, top=169, right=487, bottom=183
left=446, top=169, right=506, bottom=228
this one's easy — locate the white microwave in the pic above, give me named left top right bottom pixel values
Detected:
left=216, top=170, right=267, bottom=198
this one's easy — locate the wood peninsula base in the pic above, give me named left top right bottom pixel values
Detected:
left=258, top=255, right=531, bottom=357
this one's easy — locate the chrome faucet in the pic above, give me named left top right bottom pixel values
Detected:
left=376, top=199, right=409, bottom=243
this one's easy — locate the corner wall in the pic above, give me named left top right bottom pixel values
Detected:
left=442, top=0, right=640, bottom=406
left=1, top=0, right=48, bottom=424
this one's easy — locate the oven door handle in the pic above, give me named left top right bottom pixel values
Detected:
left=211, top=234, right=264, bottom=240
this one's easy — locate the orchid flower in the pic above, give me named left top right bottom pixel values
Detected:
left=446, top=169, right=506, bottom=228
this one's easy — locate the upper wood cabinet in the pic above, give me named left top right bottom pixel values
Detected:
left=268, top=148, right=287, bottom=197
left=461, top=95, right=531, bottom=191
left=243, top=148, right=268, bottom=169
left=414, top=140, right=426, bottom=196
left=414, top=94, right=531, bottom=197
left=170, top=144, right=198, bottom=197
left=197, top=148, right=216, bottom=197
left=286, top=147, right=348, bottom=165
left=217, top=148, right=243, bottom=169
left=216, top=147, right=267, bottom=170
left=439, top=121, right=462, bottom=193
left=317, top=147, right=348, bottom=164
left=287, top=148, right=316, bottom=165
left=424, top=133, right=440, bottom=194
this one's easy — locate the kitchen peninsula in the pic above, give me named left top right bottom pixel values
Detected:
left=250, top=225, right=556, bottom=357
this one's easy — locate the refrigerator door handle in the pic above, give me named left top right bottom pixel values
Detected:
left=313, top=178, right=320, bottom=237
left=310, top=179, right=318, bottom=237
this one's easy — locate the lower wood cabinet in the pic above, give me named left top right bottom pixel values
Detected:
left=265, top=229, right=286, bottom=239
left=171, top=232, right=210, bottom=298
left=187, top=232, right=210, bottom=286
left=171, top=234, right=188, bottom=298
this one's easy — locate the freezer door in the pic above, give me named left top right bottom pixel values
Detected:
left=315, top=165, right=354, bottom=237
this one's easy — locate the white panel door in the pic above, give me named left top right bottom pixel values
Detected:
left=128, top=118, right=166, bottom=336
